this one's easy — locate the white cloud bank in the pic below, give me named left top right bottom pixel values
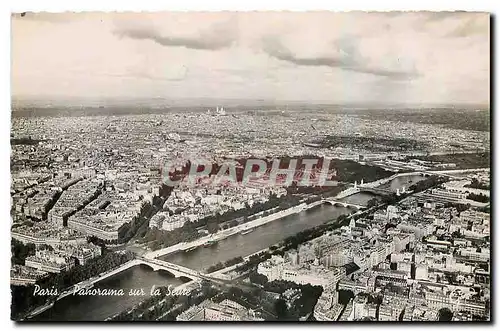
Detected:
left=11, top=11, right=490, bottom=105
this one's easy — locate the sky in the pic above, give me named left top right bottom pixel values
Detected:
left=11, top=11, right=490, bottom=105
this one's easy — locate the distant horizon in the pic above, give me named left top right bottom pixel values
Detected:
left=11, top=95, right=490, bottom=110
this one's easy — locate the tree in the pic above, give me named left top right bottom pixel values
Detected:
left=206, top=219, right=219, bottom=234
left=367, top=198, right=378, bottom=208
left=11, top=250, right=135, bottom=320
left=206, top=262, right=224, bottom=273
left=466, top=193, right=489, bottom=203
left=466, top=178, right=489, bottom=190
left=249, top=271, right=268, bottom=285
left=385, top=223, right=397, bottom=232
left=11, top=239, right=36, bottom=265
left=438, top=308, right=453, bottom=321
left=337, top=289, right=355, bottom=305
left=274, top=298, right=288, bottom=320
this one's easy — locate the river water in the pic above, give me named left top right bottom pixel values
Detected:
left=30, top=174, right=425, bottom=321
left=383, top=174, right=423, bottom=191
left=160, top=203, right=352, bottom=271
left=32, top=266, right=186, bottom=321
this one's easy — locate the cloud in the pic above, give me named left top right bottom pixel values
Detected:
left=415, top=12, right=490, bottom=39
left=446, top=16, right=490, bottom=38
left=11, top=12, right=488, bottom=104
left=103, top=68, right=188, bottom=82
left=12, top=12, right=85, bottom=23
left=113, top=21, right=237, bottom=51
left=261, top=36, right=419, bottom=80
left=423, top=11, right=471, bottom=22
left=50, top=66, right=189, bottom=82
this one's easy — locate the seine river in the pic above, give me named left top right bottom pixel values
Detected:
left=32, top=174, right=424, bottom=321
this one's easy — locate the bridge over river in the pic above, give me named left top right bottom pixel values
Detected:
left=332, top=167, right=483, bottom=201
left=322, top=198, right=365, bottom=210
left=134, top=256, right=246, bottom=287
left=135, top=256, right=202, bottom=279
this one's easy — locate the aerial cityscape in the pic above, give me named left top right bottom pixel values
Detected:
left=10, top=11, right=490, bottom=322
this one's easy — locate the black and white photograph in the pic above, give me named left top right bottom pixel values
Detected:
left=8, top=9, right=491, bottom=322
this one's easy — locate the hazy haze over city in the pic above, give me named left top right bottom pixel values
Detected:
left=12, top=11, right=489, bottom=106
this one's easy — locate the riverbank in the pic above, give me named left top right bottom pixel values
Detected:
left=21, top=170, right=464, bottom=321
left=145, top=202, right=310, bottom=259
left=21, top=172, right=413, bottom=320
left=106, top=202, right=382, bottom=321
left=24, top=301, right=55, bottom=320
left=201, top=203, right=369, bottom=281
left=146, top=176, right=403, bottom=261
left=21, top=259, right=140, bottom=321
left=22, top=201, right=324, bottom=320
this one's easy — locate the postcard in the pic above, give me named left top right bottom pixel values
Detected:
left=10, top=11, right=490, bottom=322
